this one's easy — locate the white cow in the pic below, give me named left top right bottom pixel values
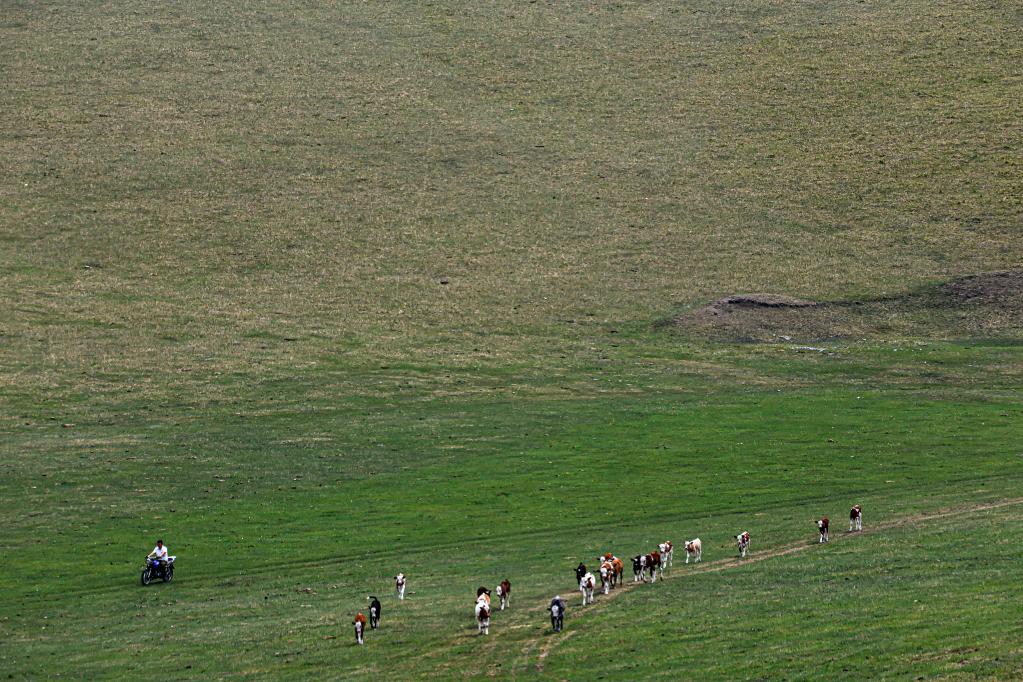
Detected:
left=659, top=541, right=674, bottom=568
left=685, top=538, right=702, bottom=563
left=579, top=572, right=596, bottom=605
left=395, top=573, right=407, bottom=600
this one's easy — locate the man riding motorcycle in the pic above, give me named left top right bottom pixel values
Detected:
left=147, top=539, right=169, bottom=571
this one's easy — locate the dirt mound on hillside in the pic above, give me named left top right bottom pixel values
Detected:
left=939, top=270, right=1023, bottom=306
left=664, top=269, right=1023, bottom=342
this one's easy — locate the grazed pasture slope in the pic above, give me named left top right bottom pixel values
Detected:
left=1, top=0, right=1021, bottom=679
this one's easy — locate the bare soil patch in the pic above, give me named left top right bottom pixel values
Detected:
left=663, top=269, right=1023, bottom=342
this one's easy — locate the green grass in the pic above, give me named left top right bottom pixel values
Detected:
left=2, top=375, right=1022, bottom=677
left=2, top=0, right=1022, bottom=678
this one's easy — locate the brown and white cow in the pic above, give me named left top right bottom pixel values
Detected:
left=850, top=505, right=862, bottom=532
left=817, top=517, right=830, bottom=543
left=475, top=597, right=491, bottom=635
left=579, top=572, right=596, bottom=605
left=395, top=573, right=407, bottom=600
left=736, top=531, right=750, bottom=558
left=496, top=579, right=511, bottom=610
left=599, top=561, right=614, bottom=594
left=646, top=550, right=662, bottom=582
left=659, top=541, right=674, bottom=568
left=685, top=538, right=702, bottom=563
left=354, top=612, right=367, bottom=645
left=602, top=554, right=624, bottom=587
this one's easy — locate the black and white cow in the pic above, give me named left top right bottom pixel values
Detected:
left=368, top=596, right=382, bottom=629
left=632, top=555, right=645, bottom=582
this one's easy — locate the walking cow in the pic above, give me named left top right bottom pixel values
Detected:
left=850, top=505, right=862, bottom=532
left=736, top=531, right=751, bottom=558
left=659, top=541, right=674, bottom=568
left=817, top=517, right=830, bottom=543
left=632, top=555, right=645, bottom=582
left=395, top=573, right=407, bottom=600
left=496, top=579, right=511, bottom=610
left=368, top=596, right=382, bottom=629
left=475, top=591, right=491, bottom=635
left=353, top=612, right=367, bottom=645
left=599, top=561, right=613, bottom=594
left=685, top=538, right=702, bottom=563
left=646, top=550, right=662, bottom=582
left=579, top=572, right=596, bottom=605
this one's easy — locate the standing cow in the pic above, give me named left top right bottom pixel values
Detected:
left=850, top=505, right=862, bottom=532
left=817, top=517, right=830, bottom=543
left=395, top=573, right=407, bottom=600
left=736, top=531, right=751, bottom=558
left=368, top=596, right=382, bottom=629
left=575, top=563, right=587, bottom=583
left=496, top=579, right=511, bottom=610
left=685, top=538, right=702, bottom=563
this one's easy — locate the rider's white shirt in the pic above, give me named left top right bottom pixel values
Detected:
left=151, top=545, right=168, bottom=560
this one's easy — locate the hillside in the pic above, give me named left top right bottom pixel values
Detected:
left=1, top=0, right=1021, bottom=678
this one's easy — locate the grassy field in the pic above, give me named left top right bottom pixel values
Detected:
left=2, top=0, right=1021, bottom=679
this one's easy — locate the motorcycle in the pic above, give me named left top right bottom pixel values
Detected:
left=141, top=555, right=175, bottom=585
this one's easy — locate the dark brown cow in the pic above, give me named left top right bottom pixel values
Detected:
left=497, top=579, right=511, bottom=610
left=645, top=550, right=662, bottom=582
left=850, top=505, right=862, bottom=531
left=817, top=517, right=830, bottom=543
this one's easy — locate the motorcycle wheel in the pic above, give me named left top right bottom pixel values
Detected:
left=141, top=568, right=152, bottom=586
left=162, top=566, right=173, bottom=582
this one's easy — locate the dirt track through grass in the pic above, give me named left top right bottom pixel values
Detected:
left=521, top=496, right=1023, bottom=674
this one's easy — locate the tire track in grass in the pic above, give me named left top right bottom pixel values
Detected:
left=526, top=496, right=1023, bottom=673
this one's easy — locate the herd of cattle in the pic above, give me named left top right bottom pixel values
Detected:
left=352, top=505, right=865, bottom=643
